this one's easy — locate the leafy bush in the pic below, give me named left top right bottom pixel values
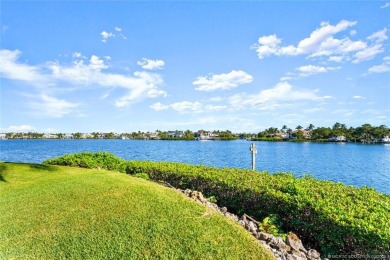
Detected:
left=45, top=152, right=390, bottom=255
left=43, top=152, right=127, bottom=172
left=259, top=214, right=286, bottom=239
left=133, top=173, right=150, bottom=180
left=124, top=160, right=390, bottom=255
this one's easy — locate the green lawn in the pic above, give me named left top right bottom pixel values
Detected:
left=0, top=162, right=273, bottom=259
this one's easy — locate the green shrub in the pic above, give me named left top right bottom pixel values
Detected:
left=133, top=173, right=150, bottom=180
left=259, top=214, right=286, bottom=239
left=45, top=152, right=390, bottom=255
left=43, top=152, right=127, bottom=172
left=124, top=160, right=390, bottom=255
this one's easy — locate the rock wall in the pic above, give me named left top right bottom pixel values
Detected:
left=177, top=188, right=322, bottom=260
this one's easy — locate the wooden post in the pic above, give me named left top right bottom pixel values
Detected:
left=250, top=143, right=257, bottom=170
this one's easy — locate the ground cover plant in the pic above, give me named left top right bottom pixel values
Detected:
left=0, top=162, right=273, bottom=259
left=44, top=152, right=390, bottom=256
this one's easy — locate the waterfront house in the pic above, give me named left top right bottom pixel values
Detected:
left=382, top=136, right=390, bottom=143
left=329, top=135, right=347, bottom=142
left=43, top=134, right=58, bottom=139
left=167, top=131, right=184, bottom=138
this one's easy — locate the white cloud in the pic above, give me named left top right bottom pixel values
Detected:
left=367, top=28, right=388, bottom=43
left=204, top=105, right=227, bottom=111
left=1, top=49, right=168, bottom=110
left=89, top=55, right=108, bottom=70
left=193, top=70, right=253, bottom=92
left=380, top=2, right=390, bottom=8
left=0, top=49, right=47, bottom=83
left=49, top=56, right=167, bottom=107
left=367, top=56, right=390, bottom=73
left=137, top=58, right=165, bottom=70
left=368, top=64, right=390, bottom=73
left=254, top=35, right=283, bottom=59
left=228, top=81, right=324, bottom=110
left=150, top=101, right=227, bottom=113
left=171, top=101, right=203, bottom=112
left=353, top=44, right=384, bottom=63
left=328, top=56, right=344, bottom=62
left=30, top=93, right=79, bottom=118
left=150, top=102, right=169, bottom=111
left=253, top=20, right=357, bottom=59
left=298, top=20, right=357, bottom=54
left=101, top=31, right=114, bottom=43
left=352, top=95, right=364, bottom=99
left=151, top=101, right=203, bottom=113
left=283, top=65, right=340, bottom=79
left=297, top=65, right=327, bottom=74
left=252, top=20, right=387, bottom=63
left=1, top=125, right=35, bottom=132
left=100, top=27, right=127, bottom=42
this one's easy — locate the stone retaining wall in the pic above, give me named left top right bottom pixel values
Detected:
left=177, top=188, right=322, bottom=260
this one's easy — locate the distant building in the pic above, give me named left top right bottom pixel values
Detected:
left=329, top=135, right=346, bottom=142
left=43, top=134, right=58, bottom=139
left=167, top=131, right=184, bottom=138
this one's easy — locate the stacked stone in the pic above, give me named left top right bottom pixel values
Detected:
left=178, top=188, right=322, bottom=260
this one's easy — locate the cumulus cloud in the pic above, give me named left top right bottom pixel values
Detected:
left=193, top=70, right=253, bottom=91
left=252, top=20, right=387, bottom=63
left=353, top=44, right=384, bottom=63
left=48, top=55, right=167, bottom=107
left=367, top=28, right=388, bottom=43
left=1, top=125, right=35, bottom=132
left=101, top=27, right=126, bottom=42
left=101, top=31, right=114, bottom=43
left=137, top=58, right=165, bottom=70
left=228, top=81, right=325, bottom=110
left=0, top=49, right=168, bottom=114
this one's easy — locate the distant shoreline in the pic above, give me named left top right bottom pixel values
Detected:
left=1, top=137, right=389, bottom=145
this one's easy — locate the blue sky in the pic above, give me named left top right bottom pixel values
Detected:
left=1, top=1, right=389, bottom=133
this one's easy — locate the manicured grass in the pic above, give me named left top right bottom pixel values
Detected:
left=0, top=162, right=273, bottom=259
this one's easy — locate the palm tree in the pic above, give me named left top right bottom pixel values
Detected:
left=306, top=124, right=315, bottom=131
left=333, top=122, right=341, bottom=130
left=296, top=125, right=303, bottom=130
left=281, top=125, right=288, bottom=133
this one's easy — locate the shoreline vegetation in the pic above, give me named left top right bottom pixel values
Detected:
left=1, top=122, right=390, bottom=144
left=43, top=152, right=390, bottom=256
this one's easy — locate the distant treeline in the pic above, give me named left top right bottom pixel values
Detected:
left=250, top=123, right=389, bottom=143
left=2, top=123, right=389, bottom=143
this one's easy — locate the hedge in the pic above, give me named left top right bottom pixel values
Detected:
left=44, top=152, right=390, bottom=255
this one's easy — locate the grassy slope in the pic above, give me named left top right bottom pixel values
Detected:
left=0, top=162, right=273, bottom=260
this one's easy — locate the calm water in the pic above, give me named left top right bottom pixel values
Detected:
left=1, top=139, right=389, bottom=194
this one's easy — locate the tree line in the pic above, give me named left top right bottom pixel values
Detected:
left=251, top=122, right=389, bottom=142
left=2, top=123, right=389, bottom=142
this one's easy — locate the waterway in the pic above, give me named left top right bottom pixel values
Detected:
left=1, top=139, right=389, bottom=194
